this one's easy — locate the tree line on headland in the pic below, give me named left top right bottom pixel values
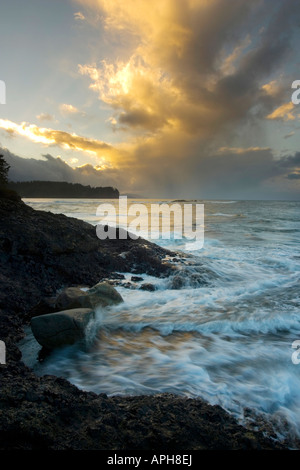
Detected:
left=0, top=155, right=119, bottom=198
left=6, top=181, right=119, bottom=198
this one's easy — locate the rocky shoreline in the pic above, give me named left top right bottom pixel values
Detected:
left=0, top=194, right=290, bottom=450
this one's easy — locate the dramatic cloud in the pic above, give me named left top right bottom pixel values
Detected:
left=124, top=140, right=300, bottom=199
left=2, top=0, right=300, bottom=198
left=0, top=119, right=119, bottom=166
left=2, top=144, right=300, bottom=199
left=77, top=0, right=299, bottom=137
left=71, top=0, right=300, bottom=198
left=1, top=148, right=123, bottom=189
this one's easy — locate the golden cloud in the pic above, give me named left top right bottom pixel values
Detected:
left=2, top=1, right=299, bottom=198
left=218, top=146, right=271, bottom=154
left=76, top=0, right=264, bottom=138
left=59, top=103, right=81, bottom=115
left=75, top=0, right=298, bottom=156
left=261, top=80, right=280, bottom=97
left=0, top=119, right=121, bottom=166
left=266, top=102, right=296, bottom=121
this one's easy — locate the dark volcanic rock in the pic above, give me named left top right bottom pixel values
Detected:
left=0, top=366, right=285, bottom=451
left=0, top=197, right=173, bottom=337
left=55, top=282, right=123, bottom=311
left=140, top=283, right=156, bottom=292
left=30, top=308, right=94, bottom=349
left=131, top=276, right=143, bottom=282
left=0, top=196, right=290, bottom=450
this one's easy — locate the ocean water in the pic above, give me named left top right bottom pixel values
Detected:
left=19, top=198, right=300, bottom=441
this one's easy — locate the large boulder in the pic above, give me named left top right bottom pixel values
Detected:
left=55, top=282, right=123, bottom=311
left=87, top=281, right=123, bottom=307
left=55, top=287, right=91, bottom=310
left=30, top=308, right=94, bottom=349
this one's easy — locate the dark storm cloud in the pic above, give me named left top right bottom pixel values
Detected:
left=1, top=148, right=123, bottom=189
left=1, top=143, right=300, bottom=199
left=287, top=173, right=300, bottom=180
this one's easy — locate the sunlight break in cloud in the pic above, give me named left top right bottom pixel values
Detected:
left=0, top=119, right=117, bottom=165
left=76, top=0, right=300, bottom=142
left=66, top=1, right=300, bottom=196
left=77, top=0, right=261, bottom=138
left=2, top=0, right=298, bottom=198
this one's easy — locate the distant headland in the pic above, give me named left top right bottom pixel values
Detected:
left=7, top=181, right=119, bottom=198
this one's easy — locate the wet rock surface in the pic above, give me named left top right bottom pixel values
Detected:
left=0, top=196, right=290, bottom=450
left=55, top=282, right=123, bottom=311
left=0, top=367, right=284, bottom=450
left=0, top=197, right=173, bottom=338
left=30, top=308, right=95, bottom=349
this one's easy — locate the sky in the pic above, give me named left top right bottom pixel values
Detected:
left=0, top=0, right=300, bottom=199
